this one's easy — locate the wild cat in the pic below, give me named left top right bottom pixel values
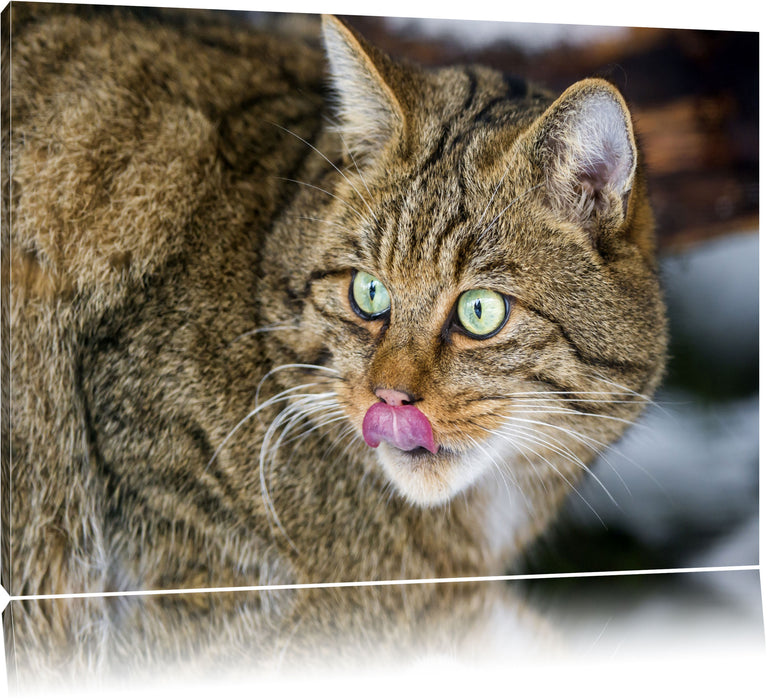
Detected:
left=5, top=4, right=666, bottom=678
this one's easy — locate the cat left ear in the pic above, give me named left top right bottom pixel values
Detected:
left=321, top=15, right=405, bottom=163
left=527, top=78, right=638, bottom=229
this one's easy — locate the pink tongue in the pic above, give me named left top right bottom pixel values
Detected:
left=362, top=402, right=438, bottom=454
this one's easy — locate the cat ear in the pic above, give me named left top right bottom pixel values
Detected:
left=321, top=15, right=405, bottom=161
left=528, top=78, right=638, bottom=229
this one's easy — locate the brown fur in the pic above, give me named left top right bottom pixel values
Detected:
left=2, top=4, right=666, bottom=683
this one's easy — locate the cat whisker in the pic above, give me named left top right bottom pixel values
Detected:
left=465, top=436, right=528, bottom=512
left=207, top=383, right=324, bottom=472
left=273, top=176, right=373, bottom=230
left=515, top=402, right=664, bottom=495
left=497, top=421, right=597, bottom=470
left=540, top=376, right=670, bottom=492
left=476, top=182, right=542, bottom=242
left=375, top=475, right=400, bottom=508
left=493, top=391, right=655, bottom=442
left=505, top=402, right=650, bottom=500
left=497, top=412, right=613, bottom=457
left=503, top=405, right=641, bottom=430
left=581, top=371, right=670, bottom=416
left=494, top=423, right=623, bottom=507
left=485, top=379, right=659, bottom=421
left=264, top=395, right=341, bottom=447
left=268, top=120, right=379, bottom=224
left=483, top=424, right=607, bottom=525
left=266, top=401, right=346, bottom=464
left=293, top=214, right=355, bottom=234
left=585, top=371, right=653, bottom=400
left=467, top=420, right=550, bottom=513
left=519, top=435, right=616, bottom=518
left=259, top=391, right=344, bottom=551
left=208, top=370, right=339, bottom=474
left=203, top=385, right=336, bottom=551
left=290, top=407, right=350, bottom=443
left=506, top=399, right=649, bottom=415
left=470, top=147, right=519, bottom=235
left=504, top=391, right=649, bottom=403
left=475, top=390, right=650, bottom=414
left=324, top=114, right=376, bottom=204
left=227, top=323, right=297, bottom=346
left=260, top=393, right=341, bottom=459
left=321, top=421, right=362, bottom=462
left=255, top=363, right=340, bottom=407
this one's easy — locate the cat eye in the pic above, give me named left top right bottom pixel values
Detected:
left=456, top=289, right=509, bottom=338
left=350, top=270, right=391, bottom=320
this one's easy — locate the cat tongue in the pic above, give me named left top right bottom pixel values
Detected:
left=362, top=402, right=438, bottom=454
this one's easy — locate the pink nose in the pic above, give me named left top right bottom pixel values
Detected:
left=374, top=388, right=413, bottom=406
left=375, top=389, right=415, bottom=406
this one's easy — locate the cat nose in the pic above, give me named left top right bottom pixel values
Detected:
left=374, top=388, right=415, bottom=406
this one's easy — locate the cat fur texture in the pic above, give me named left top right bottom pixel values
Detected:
left=3, top=4, right=666, bottom=674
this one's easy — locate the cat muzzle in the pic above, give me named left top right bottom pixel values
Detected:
left=362, top=402, right=438, bottom=454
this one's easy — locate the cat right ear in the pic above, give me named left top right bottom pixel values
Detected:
left=321, top=15, right=405, bottom=162
left=526, top=78, right=638, bottom=232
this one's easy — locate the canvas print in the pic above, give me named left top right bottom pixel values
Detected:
left=0, top=2, right=761, bottom=693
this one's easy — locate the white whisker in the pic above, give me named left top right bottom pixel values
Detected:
left=495, top=424, right=622, bottom=507
left=471, top=147, right=519, bottom=234
left=259, top=392, right=342, bottom=552
left=506, top=389, right=643, bottom=397
left=467, top=437, right=530, bottom=512
left=274, top=176, right=373, bottom=229
left=477, top=183, right=542, bottom=242
left=503, top=405, right=641, bottom=430
left=583, top=371, right=670, bottom=416
left=322, top=422, right=362, bottom=462
left=497, top=413, right=612, bottom=455
left=228, top=323, right=297, bottom=346
left=207, top=382, right=328, bottom=471
left=486, top=426, right=606, bottom=526
left=255, top=363, right=339, bottom=408
left=259, top=391, right=344, bottom=552
left=268, top=120, right=379, bottom=223
left=324, top=115, right=376, bottom=204
left=293, top=215, right=357, bottom=236
left=207, top=358, right=345, bottom=554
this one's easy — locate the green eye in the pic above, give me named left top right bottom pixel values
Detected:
left=456, top=289, right=508, bottom=338
left=351, top=270, right=391, bottom=319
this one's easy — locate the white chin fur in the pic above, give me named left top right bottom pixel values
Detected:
left=377, top=436, right=534, bottom=560
left=375, top=442, right=491, bottom=507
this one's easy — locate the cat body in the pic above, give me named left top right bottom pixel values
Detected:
left=3, top=4, right=666, bottom=679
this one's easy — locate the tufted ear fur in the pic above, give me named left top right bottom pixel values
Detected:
left=527, top=78, right=637, bottom=230
left=321, top=15, right=405, bottom=163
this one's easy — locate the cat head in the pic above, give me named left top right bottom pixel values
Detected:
left=272, top=17, right=667, bottom=508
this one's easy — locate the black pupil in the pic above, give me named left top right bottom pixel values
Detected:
left=474, top=299, right=482, bottom=319
left=369, top=281, right=376, bottom=301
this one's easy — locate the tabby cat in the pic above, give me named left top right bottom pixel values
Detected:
left=3, top=4, right=666, bottom=682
